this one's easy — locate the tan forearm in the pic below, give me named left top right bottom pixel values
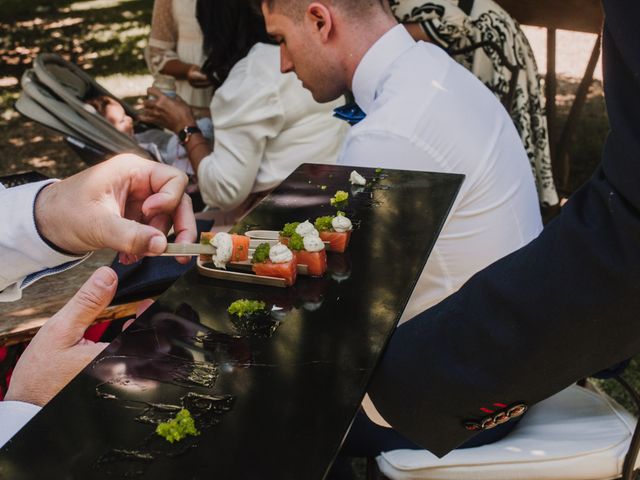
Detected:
left=403, top=22, right=433, bottom=43
left=184, top=134, right=213, bottom=173
left=160, top=59, right=197, bottom=80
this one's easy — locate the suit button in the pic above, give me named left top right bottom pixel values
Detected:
left=464, top=421, right=481, bottom=431
left=494, top=412, right=509, bottom=425
left=481, top=417, right=497, bottom=430
left=507, top=404, right=528, bottom=418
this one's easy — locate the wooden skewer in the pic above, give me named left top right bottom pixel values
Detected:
left=162, top=243, right=216, bottom=256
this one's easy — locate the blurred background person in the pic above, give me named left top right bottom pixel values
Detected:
left=392, top=0, right=559, bottom=209
left=141, top=0, right=348, bottom=227
left=145, top=0, right=213, bottom=117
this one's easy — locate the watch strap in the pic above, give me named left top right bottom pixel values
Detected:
left=178, top=125, right=202, bottom=145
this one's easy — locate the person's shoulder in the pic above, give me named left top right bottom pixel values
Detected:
left=217, top=43, right=280, bottom=97
left=243, top=43, right=281, bottom=82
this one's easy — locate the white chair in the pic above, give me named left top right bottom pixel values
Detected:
left=371, top=384, right=640, bottom=480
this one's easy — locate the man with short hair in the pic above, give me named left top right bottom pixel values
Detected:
left=260, top=0, right=543, bottom=464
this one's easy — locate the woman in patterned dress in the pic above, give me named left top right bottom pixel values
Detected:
left=392, top=0, right=559, bottom=208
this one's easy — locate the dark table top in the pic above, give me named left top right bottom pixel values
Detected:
left=0, top=164, right=463, bottom=480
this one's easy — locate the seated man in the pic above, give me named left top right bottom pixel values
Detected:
left=0, top=155, right=196, bottom=446
left=260, top=0, right=542, bottom=466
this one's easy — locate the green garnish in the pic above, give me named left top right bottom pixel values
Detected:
left=320, top=185, right=327, bottom=190
left=228, top=299, right=267, bottom=318
left=280, top=222, right=300, bottom=238
left=252, top=243, right=271, bottom=263
left=330, top=190, right=349, bottom=206
left=375, top=168, right=382, bottom=174
left=155, top=409, right=200, bottom=443
left=288, top=232, right=304, bottom=251
left=314, top=215, right=334, bottom=232
left=336, top=211, right=345, bottom=217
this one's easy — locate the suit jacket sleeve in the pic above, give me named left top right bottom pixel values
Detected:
left=367, top=0, right=640, bottom=457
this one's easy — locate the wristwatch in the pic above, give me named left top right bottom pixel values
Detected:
left=178, top=125, right=202, bottom=145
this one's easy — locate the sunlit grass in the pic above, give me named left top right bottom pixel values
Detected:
left=69, top=0, right=142, bottom=11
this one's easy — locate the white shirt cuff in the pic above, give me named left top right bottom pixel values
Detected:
left=0, top=180, right=88, bottom=297
left=0, top=401, right=41, bottom=447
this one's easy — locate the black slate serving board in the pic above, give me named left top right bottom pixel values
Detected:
left=0, top=164, right=463, bottom=480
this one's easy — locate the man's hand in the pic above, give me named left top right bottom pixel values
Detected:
left=5, top=267, right=118, bottom=406
left=34, top=154, right=196, bottom=264
left=139, top=88, right=197, bottom=133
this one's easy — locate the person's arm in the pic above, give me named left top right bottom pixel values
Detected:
left=366, top=0, right=640, bottom=457
left=403, top=22, right=433, bottom=43
left=0, top=154, right=196, bottom=301
left=145, top=0, right=210, bottom=88
left=1, top=267, right=116, bottom=447
left=391, top=0, right=470, bottom=50
left=140, top=87, right=212, bottom=172
left=0, top=180, right=88, bottom=301
left=141, top=69, right=286, bottom=211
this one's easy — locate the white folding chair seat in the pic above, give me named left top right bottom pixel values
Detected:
left=376, top=385, right=638, bottom=480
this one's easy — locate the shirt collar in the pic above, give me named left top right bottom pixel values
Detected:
left=351, top=24, right=416, bottom=114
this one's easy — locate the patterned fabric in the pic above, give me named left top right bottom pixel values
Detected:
left=391, top=0, right=559, bottom=207
left=145, top=0, right=213, bottom=108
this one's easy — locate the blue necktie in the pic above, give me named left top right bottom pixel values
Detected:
left=333, top=102, right=366, bottom=126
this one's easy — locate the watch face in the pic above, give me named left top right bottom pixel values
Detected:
left=178, top=129, right=188, bottom=142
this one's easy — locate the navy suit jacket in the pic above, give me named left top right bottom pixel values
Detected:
left=368, top=0, right=640, bottom=457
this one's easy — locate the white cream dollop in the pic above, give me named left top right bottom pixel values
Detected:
left=349, top=170, right=366, bottom=186
left=211, top=232, right=233, bottom=269
left=332, top=215, right=352, bottom=233
left=303, top=235, right=325, bottom=252
left=295, top=220, right=319, bottom=238
left=269, top=243, right=293, bottom=263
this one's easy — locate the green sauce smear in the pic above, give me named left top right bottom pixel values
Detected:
left=288, top=232, right=305, bottom=251
left=252, top=243, right=271, bottom=263
left=155, top=409, right=200, bottom=443
left=314, top=215, right=334, bottom=232
left=330, top=190, right=349, bottom=206
left=280, top=222, right=300, bottom=238
left=228, top=299, right=267, bottom=318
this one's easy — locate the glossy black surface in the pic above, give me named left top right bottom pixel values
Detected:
left=0, top=164, right=463, bottom=480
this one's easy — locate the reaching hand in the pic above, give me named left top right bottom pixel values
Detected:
left=139, top=88, right=197, bottom=133
left=5, top=267, right=118, bottom=406
left=34, top=154, right=196, bottom=264
left=186, top=65, right=212, bottom=89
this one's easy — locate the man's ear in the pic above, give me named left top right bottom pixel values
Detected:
left=306, top=2, right=333, bottom=42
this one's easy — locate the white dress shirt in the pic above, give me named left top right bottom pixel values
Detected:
left=197, top=43, right=349, bottom=210
left=0, top=179, right=93, bottom=446
left=339, top=25, right=543, bottom=322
